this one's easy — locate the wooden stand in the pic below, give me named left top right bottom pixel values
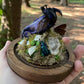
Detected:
left=7, top=38, right=75, bottom=83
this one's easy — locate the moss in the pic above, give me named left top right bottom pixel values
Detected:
left=27, top=59, right=32, bottom=63
left=29, top=34, right=36, bottom=43
left=18, top=50, right=22, bottom=54
left=36, top=44, right=41, bottom=51
left=24, top=56, right=32, bottom=63
left=26, top=44, right=31, bottom=49
left=45, top=36, right=48, bottom=43
left=18, top=50, right=25, bottom=57
left=60, top=39, right=63, bottom=44
left=27, top=32, right=32, bottom=37
left=25, top=45, right=28, bottom=50
left=16, top=29, right=66, bottom=65
left=49, top=29, right=56, bottom=37
left=27, top=34, right=36, bottom=48
left=41, top=57, right=45, bottom=61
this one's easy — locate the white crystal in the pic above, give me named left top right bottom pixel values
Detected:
left=47, top=37, right=61, bottom=55
left=27, top=41, right=30, bottom=45
left=34, top=35, right=42, bottom=41
left=51, top=49, right=59, bottom=55
left=19, top=39, right=24, bottom=45
left=28, top=46, right=36, bottom=56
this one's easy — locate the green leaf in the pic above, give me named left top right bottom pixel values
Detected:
left=0, top=9, right=2, bottom=15
left=0, top=0, right=2, bottom=5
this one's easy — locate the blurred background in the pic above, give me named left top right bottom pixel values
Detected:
left=0, top=0, right=84, bottom=83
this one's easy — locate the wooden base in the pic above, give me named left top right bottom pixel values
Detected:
left=7, top=38, right=75, bottom=83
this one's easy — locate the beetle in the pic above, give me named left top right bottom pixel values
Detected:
left=40, top=41, right=50, bottom=56
left=21, top=5, right=62, bottom=38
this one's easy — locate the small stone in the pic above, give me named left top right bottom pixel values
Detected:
left=25, top=57, right=31, bottom=61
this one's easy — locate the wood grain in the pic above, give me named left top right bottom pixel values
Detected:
left=7, top=38, right=75, bottom=83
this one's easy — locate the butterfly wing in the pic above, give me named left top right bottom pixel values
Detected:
left=54, top=24, right=66, bottom=36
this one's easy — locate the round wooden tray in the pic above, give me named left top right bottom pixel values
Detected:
left=7, top=38, right=75, bottom=83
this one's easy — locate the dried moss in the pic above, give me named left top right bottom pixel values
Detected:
left=29, top=34, right=36, bottom=43
left=16, top=29, right=67, bottom=65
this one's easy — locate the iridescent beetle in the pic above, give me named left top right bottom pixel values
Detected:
left=21, top=5, right=62, bottom=38
left=41, top=41, right=51, bottom=56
